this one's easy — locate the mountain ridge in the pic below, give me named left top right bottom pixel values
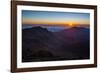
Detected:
left=22, top=26, right=90, bottom=62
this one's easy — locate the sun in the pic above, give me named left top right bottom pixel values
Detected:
left=68, top=22, right=73, bottom=26
left=67, top=21, right=78, bottom=27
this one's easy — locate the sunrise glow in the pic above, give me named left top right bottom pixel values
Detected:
left=22, top=10, right=90, bottom=27
left=67, top=21, right=79, bottom=27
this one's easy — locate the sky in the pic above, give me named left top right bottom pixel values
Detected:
left=22, top=10, right=90, bottom=27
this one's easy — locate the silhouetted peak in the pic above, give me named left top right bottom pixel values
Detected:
left=32, top=26, right=43, bottom=29
left=23, top=26, right=49, bottom=32
left=70, top=26, right=88, bottom=30
left=31, top=26, right=46, bottom=30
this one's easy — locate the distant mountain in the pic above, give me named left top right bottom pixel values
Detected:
left=54, top=27, right=90, bottom=59
left=22, top=24, right=67, bottom=32
left=55, top=27, right=89, bottom=42
left=22, top=26, right=90, bottom=62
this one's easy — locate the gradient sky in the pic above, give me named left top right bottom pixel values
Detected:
left=22, top=10, right=90, bottom=26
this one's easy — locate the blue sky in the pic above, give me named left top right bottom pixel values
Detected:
left=22, top=10, right=90, bottom=26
